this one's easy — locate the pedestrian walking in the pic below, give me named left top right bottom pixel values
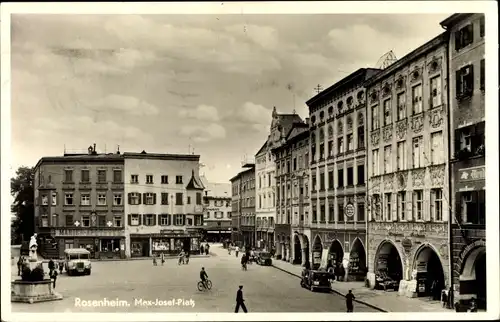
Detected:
left=48, top=258, right=55, bottom=276
left=345, top=290, right=355, bottom=312
left=441, top=289, right=448, bottom=308
left=59, top=258, right=64, bottom=274
left=50, top=269, right=58, bottom=289
left=235, top=246, right=239, bottom=257
left=205, top=243, right=210, bottom=255
left=201, top=245, right=205, bottom=255
left=430, top=280, right=437, bottom=300
left=234, top=285, right=248, bottom=313
left=178, top=250, right=184, bottom=265
left=184, top=251, right=190, bottom=264
left=161, top=253, right=165, bottom=266
left=153, top=255, right=158, bottom=266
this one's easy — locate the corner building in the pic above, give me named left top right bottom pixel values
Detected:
left=230, top=163, right=256, bottom=246
left=201, top=180, right=232, bottom=242
left=440, top=13, right=486, bottom=308
left=33, top=145, right=126, bottom=259
left=365, top=33, right=451, bottom=298
left=255, top=107, right=303, bottom=251
left=272, top=119, right=310, bottom=264
left=306, top=68, right=379, bottom=277
left=123, top=152, right=204, bottom=257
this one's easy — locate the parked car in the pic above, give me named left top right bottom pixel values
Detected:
left=256, top=251, right=273, bottom=266
left=64, top=248, right=92, bottom=276
left=300, top=270, right=332, bottom=292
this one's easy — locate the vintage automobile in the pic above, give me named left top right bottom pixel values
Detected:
left=300, top=270, right=332, bottom=292
left=256, top=251, right=273, bottom=266
left=64, top=248, right=92, bottom=276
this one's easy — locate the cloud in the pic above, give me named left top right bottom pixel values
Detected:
left=179, top=105, right=220, bottom=122
left=86, top=94, right=160, bottom=116
left=225, top=24, right=280, bottom=50
left=179, top=123, right=227, bottom=142
left=232, top=102, right=272, bottom=126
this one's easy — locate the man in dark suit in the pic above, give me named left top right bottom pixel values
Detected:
left=235, top=285, right=248, bottom=313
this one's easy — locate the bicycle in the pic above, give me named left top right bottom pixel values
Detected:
left=197, top=279, right=212, bottom=291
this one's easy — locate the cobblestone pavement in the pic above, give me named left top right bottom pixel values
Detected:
left=11, top=244, right=377, bottom=313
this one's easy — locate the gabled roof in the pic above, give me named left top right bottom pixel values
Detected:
left=185, top=170, right=205, bottom=190
left=286, top=123, right=309, bottom=141
left=255, top=138, right=269, bottom=157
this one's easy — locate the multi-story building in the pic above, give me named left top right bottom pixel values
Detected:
left=306, top=68, right=379, bottom=278
left=365, top=33, right=452, bottom=298
left=33, top=144, right=126, bottom=259
left=440, top=13, right=486, bottom=308
left=123, top=152, right=205, bottom=257
left=201, top=179, right=232, bottom=242
left=229, top=163, right=255, bottom=246
left=255, top=107, right=303, bottom=251
left=272, top=119, right=310, bottom=263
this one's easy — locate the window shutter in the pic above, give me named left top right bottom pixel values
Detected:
left=153, top=193, right=157, bottom=205
left=468, top=23, right=474, bottom=43
left=137, top=193, right=142, bottom=205
left=455, top=70, right=461, bottom=97
left=127, top=193, right=131, bottom=204
left=128, top=215, right=132, bottom=226
left=138, top=214, right=142, bottom=226
left=142, top=193, right=147, bottom=204
left=168, top=214, right=172, bottom=226
left=469, top=64, right=474, bottom=91
left=152, top=214, right=156, bottom=226
left=182, top=215, right=186, bottom=226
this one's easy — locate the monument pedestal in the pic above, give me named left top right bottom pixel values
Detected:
left=11, top=279, right=63, bottom=304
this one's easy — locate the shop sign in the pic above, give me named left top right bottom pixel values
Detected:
left=160, top=229, right=185, bottom=235
left=55, top=228, right=123, bottom=237
left=459, top=166, right=485, bottom=182
left=345, top=203, right=355, bottom=218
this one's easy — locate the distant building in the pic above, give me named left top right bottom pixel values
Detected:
left=123, top=152, right=205, bottom=257
left=33, top=144, right=126, bottom=259
left=306, top=68, right=379, bottom=274
left=230, top=163, right=256, bottom=247
left=201, top=178, right=232, bottom=242
left=255, top=106, right=303, bottom=251
left=365, top=33, right=451, bottom=298
left=272, top=118, right=309, bottom=263
left=441, top=13, right=486, bottom=308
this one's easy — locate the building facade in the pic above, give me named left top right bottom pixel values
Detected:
left=123, top=152, right=205, bottom=258
left=255, top=107, right=303, bottom=251
left=440, top=13, right=486, bottom=308
left=272, top=120, right=310, bottom=264
left=365, top=33, right=452, bottom=298
left=306, top=68, right=379, bottom=279
left=33, top=144, right=126, bottom=259
left=201, top=180, right=232, bottom=242
left=230, top=163, right=255, bottom=247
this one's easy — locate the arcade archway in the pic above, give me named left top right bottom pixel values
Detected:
left=374, top=241, right=403, bottom=284
left=413, top=245, right=445, bottom=299
left=303, top=235, right=310, bottom=267
left=460, top=245, right=486, bottom=309
left=327, top=240, right=344, bottom=269
left=312, top=235, right=323, bottom=270
left=349, top=238, right=367, bottom=280
left=293, top=234, right=302, bottom=264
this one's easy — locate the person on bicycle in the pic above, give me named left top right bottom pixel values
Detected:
left=200, top=267, right=209, bottom=288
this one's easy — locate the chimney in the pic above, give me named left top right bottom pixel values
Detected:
left=92, top=143, right=97, bottom=154
left=116, top=145, right=121, bottom=154
left=305, top=117, right=310, bottom=126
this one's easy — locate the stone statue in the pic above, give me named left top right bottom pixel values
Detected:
left=28, top=233, right=38, bottom=261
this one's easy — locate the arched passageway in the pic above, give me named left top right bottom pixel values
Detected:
left=312, top=235, right=323, bottom=270
left=293, top=234, right=302, bottom=265
left=413, top=246, right=445, bottom=299
left=327, top=240, right=344, bottom=269
left=374, top=241, right=403, bottom=289
left=349, top=238, right=367, bottom=281
left=303, top=235, right=310, bottom=267
left=460, top=246, right=486, bottom=309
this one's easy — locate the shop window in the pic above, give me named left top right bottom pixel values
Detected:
left=152, top=239, right=170, bottom=252
left=100, top=239, right=120, bottom=252
left=82, top=215, right=90, bottom=227
left=64, top=240, right=74, bottom=250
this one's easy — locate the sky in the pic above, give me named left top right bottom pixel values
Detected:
left=10, top=13, right=450, bottom=184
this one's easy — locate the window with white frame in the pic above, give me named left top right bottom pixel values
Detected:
left=459, top=129, right=472, bottom=152
left=431, top=188, right=443, bottom=221
left=41, top=194, right=49, bottom=205
left=372, top=149, right=380, bottom=176
left=145, top=193, right=155, bottom=205
left=430, top=76, right=442, bottom=108
left=97, top=193, right=107, bottom=206
left=338, top=137, right=344, bottom=154
left=130, top=214, right=140, bottom=226
left=412, top=136, right=424, bottom=168
left=373, top=194, right=381, bottom=221
left=398, top=191, right=406, bottom=221
left=159, top=214, right=170, bottom=226
left=397, top=92, right=406, bottom=121
left=51, top=192, right=57, bottom=206
left=113, top=193, right=122, bottom=206
left=144, top=214, right=155, bottom=226
left=110, top=215, right=120, bottom=227
left=174, top=214, right=184, bottom=226
left=130, top=174, right=138, bottom=184
left=385, top=193, right=392, bottom=221
left=372, top=105, right=380, bottom=130
left=413, top=190, right=423, bottom=220
left=129, top=192, right=140, bottom=205
left=146, top=175, right=153, bottom=184
left=412, top=84, right=423, bottom=114
left=161, top=175, right=169, bottom=184
left=383, top=99, right=392, bottom=126
left=80, top=194, right=90, bottom=206
left=397, top=141, right=407, bottom=170
left=431, top=131, right=444, bottom=164
left=347, top=134, right=354, bottom=151
left=384, top=145, right=392, bottom=173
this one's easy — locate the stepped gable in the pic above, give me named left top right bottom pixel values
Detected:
left=186, top=169, right=205, bottom=190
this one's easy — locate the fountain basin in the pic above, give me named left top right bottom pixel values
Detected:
left=11, top=279, right=63, bottom=304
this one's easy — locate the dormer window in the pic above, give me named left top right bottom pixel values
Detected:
left=347, top=96, right=353, bottom=106
left=328, top=106, right=333, bottom=116
left=319, top=111, right=325, bottom=120
left=337, top=101, right=344, bottom=113
left=357, top=90, right=364, bottom=101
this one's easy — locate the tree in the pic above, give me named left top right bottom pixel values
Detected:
left=11, top=166, right=35, bottom=244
